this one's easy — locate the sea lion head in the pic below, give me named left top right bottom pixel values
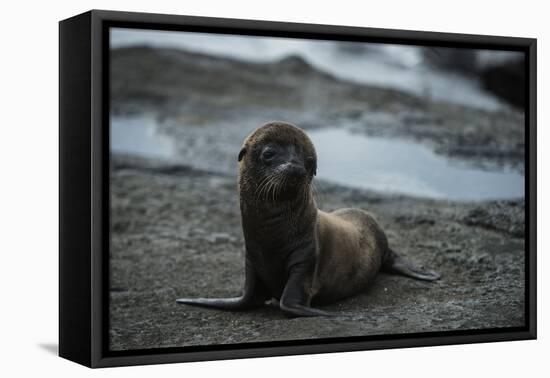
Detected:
left=238, top=121, right=317, bottom=201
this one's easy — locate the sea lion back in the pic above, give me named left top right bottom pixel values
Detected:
left=313, top=208, right=388, bottom=304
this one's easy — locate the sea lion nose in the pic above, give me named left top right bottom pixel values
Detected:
left=286, top=161, right=307, bottom=177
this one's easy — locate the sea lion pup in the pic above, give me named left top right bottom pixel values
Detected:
left=177, top=121, right=440, bottom=317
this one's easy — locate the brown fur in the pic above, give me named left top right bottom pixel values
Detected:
left=177, top=121, right=439, bottom=316
left=313, top=209, right=388, bottom=304
left=238, top=122, right=389, bottom=305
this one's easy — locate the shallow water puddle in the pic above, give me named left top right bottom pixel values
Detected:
left=308, top=128, right=524, bottom=201
left=111, top=116, right=176, bottom=160
left=111, top=116, right=524, bottom=202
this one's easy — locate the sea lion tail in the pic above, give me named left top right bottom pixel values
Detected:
left=382, top=248, right=441, bottom=281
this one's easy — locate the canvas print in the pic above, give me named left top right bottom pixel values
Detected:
left=109, top=27, right=526, bottom=351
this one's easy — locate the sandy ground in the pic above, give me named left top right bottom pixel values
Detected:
left=109, top=156, right=524, bottom=351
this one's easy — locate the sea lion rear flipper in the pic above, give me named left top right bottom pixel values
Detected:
left=382, top=249, right=441, bottom=281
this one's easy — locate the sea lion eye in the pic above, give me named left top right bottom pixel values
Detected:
left=262, top=148, right=276, bottom=161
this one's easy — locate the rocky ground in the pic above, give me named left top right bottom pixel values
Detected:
left=109, top=155, right=525, bottom=351
left=109, top=46, right=526, bottom=351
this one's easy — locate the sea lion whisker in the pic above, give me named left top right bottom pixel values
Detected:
left=276, top=172, right=287, bottom=201
left=269, top=173, right=280, bottom=203
left=254, top=175, right=271, bottom=201
left=258, top=171, right=277, bottom=201
left=264, top=174, right=278, bottom=202
left=279, top=173, right=288, bottom=199
left=271, top=177, right=279, bottom=198
left=312, top=180, right=326, bottom=208
left=258, top=177, right=271, bottom=201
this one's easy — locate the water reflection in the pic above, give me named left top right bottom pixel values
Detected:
left=111, top=117, right=524, bottom=201
left=309, top=128, right=524, bottom=201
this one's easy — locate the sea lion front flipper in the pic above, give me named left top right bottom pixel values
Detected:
left=279, top=263, right=338, bottom=317
left=176, top=259, right=269, bottom=311
left=382, top=248, right=441, bottom=282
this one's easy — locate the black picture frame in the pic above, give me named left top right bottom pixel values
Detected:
left=59, top=9, right=537, bottom=368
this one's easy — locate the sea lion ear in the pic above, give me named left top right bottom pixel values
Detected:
left=238, top=148, right=246, bottom=162
left=306, top=156, right=317, bottom=176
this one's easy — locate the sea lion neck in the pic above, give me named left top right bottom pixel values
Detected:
left=240, top=189, right=317, bottom=252
left=240, top=185, right=314, bottom=217
left=240, top=185, right=316, bottom=235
